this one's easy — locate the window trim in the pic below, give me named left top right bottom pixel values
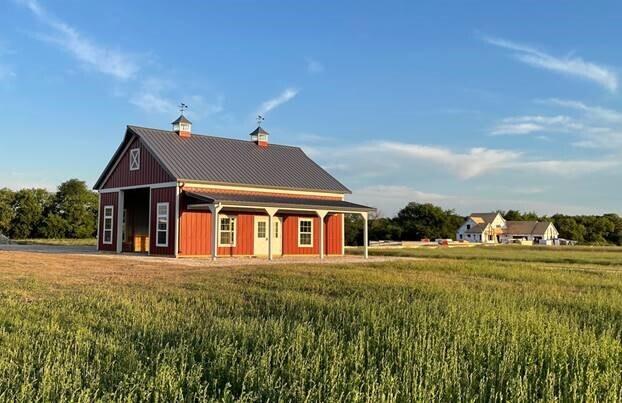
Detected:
left=156, top=202, right=169, bottom=247
left=129, top=148, right=140, bottom=171
left=103, top=205, right=114, bottom=245
left=298, top=218, right=313, bottom=248
left=218, top=215, right=237, bottom=247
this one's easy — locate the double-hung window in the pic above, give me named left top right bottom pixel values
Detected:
left=156, top=203, right=169, bottom=247
left=219, top=216, right=236, bottom=246
left=103, top=206, right=114, bottom=244
left=298, top=218, right=313, bottom=247
left=129, top=148, right=140, bottom=171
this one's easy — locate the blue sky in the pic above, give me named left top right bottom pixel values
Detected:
left=1, top=0, right=621, bottom=216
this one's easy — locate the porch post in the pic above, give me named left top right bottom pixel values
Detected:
left=265, top=208, right=278, bottom=260
left=209, top=204, right=222, bottom=261
left=174, top=184, right=180, bottom=257
left=317, top=210, right=328, bottom=260
left=116, top=190, right=124, bottom=254
left=96, top=192, right=101, bottom=251
left=362, top=212, right=369, bottom=259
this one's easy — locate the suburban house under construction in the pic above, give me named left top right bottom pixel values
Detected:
left=456, top=212, right=559, bottom=245
left=93, top=115, right=374, bottom=259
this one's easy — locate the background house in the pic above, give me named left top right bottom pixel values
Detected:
left=456, top=212, right=559, bottom=245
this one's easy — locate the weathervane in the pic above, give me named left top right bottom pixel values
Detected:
left=257, top=115, right=265, bottom=127
left=179, top=103, right=188, bottom=115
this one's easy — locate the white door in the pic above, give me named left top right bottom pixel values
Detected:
left=254, top=216, right=282, bottom=257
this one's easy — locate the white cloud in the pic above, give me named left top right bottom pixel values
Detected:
left=306, top=58, right=324, bottom=74
left=483, top=36, right=618, bottom=92
left=17, top=0, right=139, bottom=80
left=257, top=88, right=299, bottom=116
left=375, top=141, right=522, bottom=179
left=542, top=98, right=622, bottom=123
left=130, top=78, right=224, bottom=119
left=491, top=115, right=578, bottom=135
left=349, top=185, right=453, bottom=216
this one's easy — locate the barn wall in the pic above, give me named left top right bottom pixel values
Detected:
left=103, top=137, right=174, bottom=189
left=98, top=192, right=118, bottom=252
left=179, top=200, right=254, bottom=257
left=325, top=214, right=343, bottom=255
left=149, top=187, right=177, bottom=256
left=282, top=216, right=321, bottom=255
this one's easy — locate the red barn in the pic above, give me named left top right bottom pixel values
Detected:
left=94, top=115, right=374, bottom=259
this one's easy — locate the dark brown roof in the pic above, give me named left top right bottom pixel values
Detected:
left=249, top=126, right=269, bottom=136
left=185, top=191, right=374, bottom=212
left=470, top=212, right=501, bottom=224
left=94, top=126, right=350, bottom=193
left=505, top=221, right=552, bottom=236
left=464, top=223, right=489, bottom=234
left=171, top=115, right=192, bottom=124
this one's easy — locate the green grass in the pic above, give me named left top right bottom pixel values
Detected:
left=13, top=238, right=97, bottom=246
left=1, top=251, right=622, bottom=401
left=348, top=244, right=622, bottom=266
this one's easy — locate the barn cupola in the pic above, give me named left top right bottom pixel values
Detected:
left=172, top=114, right=192, bottom=138
left=250, top=115, right=269, bottom=148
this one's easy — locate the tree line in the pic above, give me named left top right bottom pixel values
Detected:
left=0, top=179, right=98, bottom=239
left=346, top=203, right=622, bottom=246
left=1, top=181, right=621, bottom=246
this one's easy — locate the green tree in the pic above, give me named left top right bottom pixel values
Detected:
left=50, top=179, right=98, bottom=238
left=395, top=202, right=462, bottom=240
left=39, top=214, right=69, bottom=239
left=344, top=214, right=364, bottom=246
left=551, top=215, right=586, bottom=242
left=9, top=188, right=51, bottom=239
left=0, top=188, right=15, bottom=236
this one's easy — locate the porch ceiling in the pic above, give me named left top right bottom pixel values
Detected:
left=184, top=190, right=375, bottom=213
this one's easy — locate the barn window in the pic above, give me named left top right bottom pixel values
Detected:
left=298, top=218, right=313, bottom=247
left=103, top=206, right=114, bottom=245
left=129, top=148, right=140, bottom=171
left=156, top=203, right=169, bottom=247
left=219, top=216, right=236, bottom=247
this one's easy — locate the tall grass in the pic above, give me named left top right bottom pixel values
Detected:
left=1, top=253, right=622, bottom=401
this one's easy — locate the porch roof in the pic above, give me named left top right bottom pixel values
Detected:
left=184, top=191, right=375, bottom=213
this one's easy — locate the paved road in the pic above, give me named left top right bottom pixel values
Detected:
left=0, top=244, right=97, bottom=254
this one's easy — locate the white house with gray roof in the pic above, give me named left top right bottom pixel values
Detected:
left=456, top=212, right=559, bottom=244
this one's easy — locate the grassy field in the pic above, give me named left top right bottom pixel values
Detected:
left=349, top=244, right=622, bottom=266
left=1, top=250, right=622, bottom=401
left=12, top=238, right=97, bottom=246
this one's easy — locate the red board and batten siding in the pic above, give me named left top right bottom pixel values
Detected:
left=98, top=192, right=119, bottom=252
left=325, top=214, right=343, bottom=255
left=179, top=209, right=343, bottom=257
left=149, top=187, right=177, bottom=256
left=103, top=137, right=174, bottom=189
left=178, top=207, right=254, bottom=256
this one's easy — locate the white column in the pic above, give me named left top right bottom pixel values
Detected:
left=174, top=184, right=180, bottom=257
left=265, top=208, right=278, bottom=260
left=210, top=204, right=221, bottom=260
left=317, top=210, right=328, bottom=260
left=116, top=190, right=124, bottom=254
left=362, top=212, right=369, bottom=259
left=96, top=192, right=101, bottom=251
left=341, top=213, right=345, bottom=256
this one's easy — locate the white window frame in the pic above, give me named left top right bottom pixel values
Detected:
left=129, top=148, right=140, bottom=171
left=156, top=202, right=169, bottom=247
left=103, top=206, right=114, bottom=245
left=298, top=218, right=313, bottom=248
left=218, top=215, right=237, bottom=247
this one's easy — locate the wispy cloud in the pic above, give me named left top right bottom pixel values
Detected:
left=541, top=98, right=622, bottom=123
left=257, top=88, right=299, bottom=115
left=16, top=0, right=139, bottom=80
left=306, top=57, right=324, bottom=74
left=130, top=78, right=225, bottom=120
left=482, top=35, right=618, bottom=92
left=491, top=115, right=578, bottom=135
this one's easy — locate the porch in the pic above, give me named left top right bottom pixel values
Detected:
left=181, top=190, right=374, bottom=260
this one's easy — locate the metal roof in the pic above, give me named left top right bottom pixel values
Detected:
left=171, top=115, right=192, bottom=124
left=249, top=126, right=269, bottom=136
left=119, top=126, right=350, bottom=193
left=185, top=191, right=374, bottom=213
